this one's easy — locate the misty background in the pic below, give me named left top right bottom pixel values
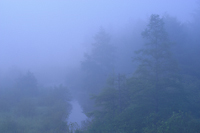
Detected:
left=0, top=0, right=197, bottom=85
left=1, top=0, right=200, bottom=132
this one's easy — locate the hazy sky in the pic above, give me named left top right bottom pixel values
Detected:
left=0, top=0, right=198, bottom=82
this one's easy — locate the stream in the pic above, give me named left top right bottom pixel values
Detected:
left=68, top=100, right=87, bottom=126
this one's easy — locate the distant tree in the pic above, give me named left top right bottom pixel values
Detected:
left=184, top=5, right=200, bottom=78
left=162, top=14, right=200, bottom=79
left=163, top=14, right=200, bottom=118
left=16, top=71, right=38, bottom=97
left=81, top=28, right=115, bottom=93
left=79, top=28, right=115, bottom=113
left=0, top=76, right=72, bottom=133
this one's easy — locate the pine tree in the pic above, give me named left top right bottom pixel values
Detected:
left=79, top=28, right=115, bottom=113
left=133, top=14, right=183, bottom=113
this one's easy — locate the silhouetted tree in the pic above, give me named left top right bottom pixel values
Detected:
left=86, top=15, right=188, bottom=133
left=133, top=14, right=184, bottom=113
left=16, top=71, right=38, bottom=97
left=79, top=28, right=115, bottom=113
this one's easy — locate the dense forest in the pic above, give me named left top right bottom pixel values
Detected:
left=0, top=71, right=72, bottom=132
left=71, top=13, right=200, bottom=132
left=1, top=3, right=200, bottom=133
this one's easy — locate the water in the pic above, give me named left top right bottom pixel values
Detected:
left=68, top=100, right=87, bottom=126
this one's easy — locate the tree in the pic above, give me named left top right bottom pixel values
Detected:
left=82, top=14, right=194, bottom=133
left=79, top=28, right=115, bottom=113
left=0, top=71, right=72, bottom=132
left=16, top=71, right=38, bottom=97
left=163, top=15, right=190, bottom=76
left=81, top=28, right=115, bottom=93
left=133, top=14, right=185, bottom=113
left=183, top=4, right=200, bottom=78
left=135, top=14, right=177, bottom=80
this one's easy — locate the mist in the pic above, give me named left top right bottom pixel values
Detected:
left=0, top=0, right=200, bottom=132
left=0, top=0, right=196, bottom=75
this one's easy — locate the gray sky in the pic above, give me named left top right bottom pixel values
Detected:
left=0, top=0, right=198, bottom=83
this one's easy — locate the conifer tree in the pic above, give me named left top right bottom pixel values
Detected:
left=79, top=28, right=115, bottom=113
left=133, top=14, right=183, bottom=113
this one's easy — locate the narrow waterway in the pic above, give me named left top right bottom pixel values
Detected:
left=68, top=100, right=87, bottom=126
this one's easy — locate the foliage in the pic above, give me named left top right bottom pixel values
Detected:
left=143, top=112, right=200, bottom=133
left=82, top=14, right=200, bottom=133
left=15, top=71, right=38, bottom=97
left=0, top=72, right=72, bottom=133
left=79, top=28, right=115, bottom=113
left=1, top=11, right=200, bottom=133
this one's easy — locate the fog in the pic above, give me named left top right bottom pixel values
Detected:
left=0, top=0, right=200, bottom=132
left=0, top=1, right=196, bottom=82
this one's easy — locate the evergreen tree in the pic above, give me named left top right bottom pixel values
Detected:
left=14, top=71, right=38, bottom=98
left=81, top=28, right=115, bottom=94
left=133, top=14, right=184, bottom=113
left=79, top=28, right=115, bottom=113
left=85, top=15, right=188, bottom=133
left=135, top=14, right=178, bottom=80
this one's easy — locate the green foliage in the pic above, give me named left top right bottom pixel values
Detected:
left=0, top=73, right=72, bottom=133
left=81, top=28, right=115, bottom=94
left=79, top=28, right=115, bottom=113
left=83, top=14, right=200, bottom=133
left=143, top=112, right=200, bottom=133
left=68, top=122, right=81, bottom=133
left=133, top=14, right=184, bottom=113
left=134, top=14, right=178, bottom=81
left=16, top=71, right=38, bottom=97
